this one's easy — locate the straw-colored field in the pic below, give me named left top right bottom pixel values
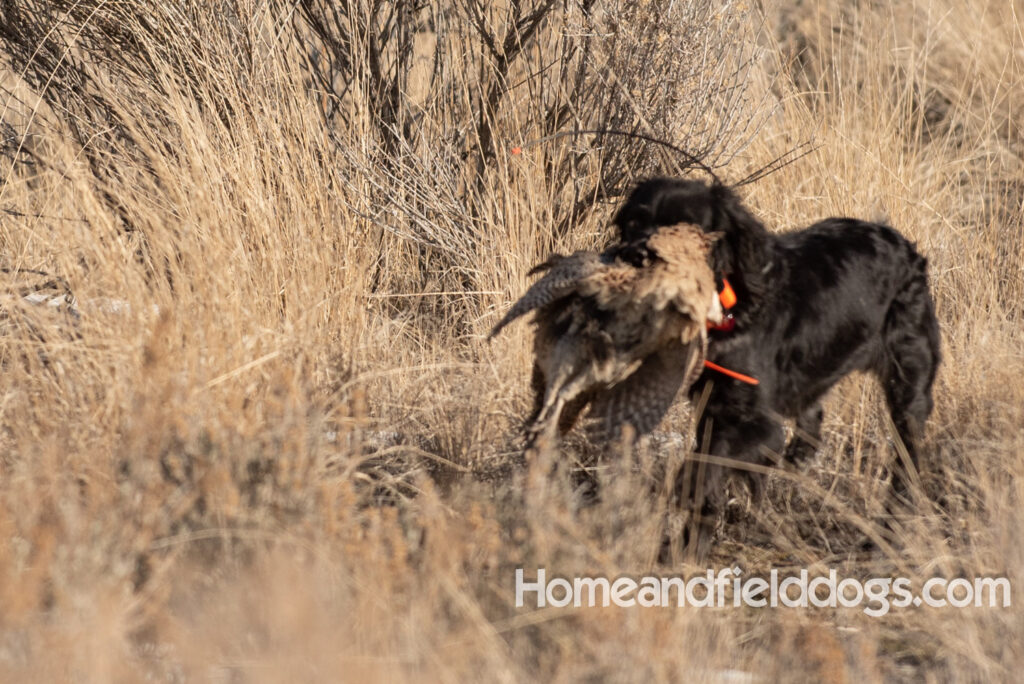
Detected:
left=1, top=1, right=1021, bottom=680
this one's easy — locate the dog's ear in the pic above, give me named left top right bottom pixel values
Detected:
left=702, top=185, right=774, bottom=313
left=704, top=230, right=726, bottom=245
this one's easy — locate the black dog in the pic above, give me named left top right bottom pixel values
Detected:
left=614, top=178, right=941, bottom=537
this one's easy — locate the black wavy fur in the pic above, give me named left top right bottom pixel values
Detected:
left=614, top=177, right=941, bottom=540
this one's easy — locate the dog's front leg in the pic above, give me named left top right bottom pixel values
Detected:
left=669, top=392, right=785, bottom=560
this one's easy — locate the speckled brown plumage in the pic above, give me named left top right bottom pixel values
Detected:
left=490, top=223, right=721, bottom=449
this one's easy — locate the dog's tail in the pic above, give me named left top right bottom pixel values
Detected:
left=910, top=252, right=942, bottom=375
left=885, top=243, right=942, bottom=390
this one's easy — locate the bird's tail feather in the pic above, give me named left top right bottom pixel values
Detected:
left=488, top=254, right=595, bottom=340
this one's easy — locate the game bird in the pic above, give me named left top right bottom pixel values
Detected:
left=490, top=223, right=722, bottom=451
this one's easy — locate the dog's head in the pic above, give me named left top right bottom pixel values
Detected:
left=614, top=177, right=720, bottom=243
left=613, top=177, right=774, bottom=320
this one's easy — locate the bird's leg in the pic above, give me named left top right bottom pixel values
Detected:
left=525, top=364, right=575, bottom=454
left=527, top=395, right=566, bottom=454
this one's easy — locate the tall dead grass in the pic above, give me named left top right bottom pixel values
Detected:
left=0, top=0, right=1021, bottom=680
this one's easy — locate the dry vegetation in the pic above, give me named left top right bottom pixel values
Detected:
left=0, top=0, right=1021, bottom=680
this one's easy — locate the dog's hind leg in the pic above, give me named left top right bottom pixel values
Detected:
left=784, top=403, right=823, bottom=468
left=879, top=270, right=941, bottom=496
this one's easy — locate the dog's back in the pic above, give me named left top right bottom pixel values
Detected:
left=732, top=217, right=939, bottom=416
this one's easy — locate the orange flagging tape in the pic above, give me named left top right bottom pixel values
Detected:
left=718, top=277, right=737, bottom=309
left=703, top=360, right=759, bottom=385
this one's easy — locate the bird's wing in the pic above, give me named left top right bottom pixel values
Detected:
left=583, top=335, right=705, bottom=443
left=576, top=261, right=640, bottom=311
left=488, top=252, right=603, bottom=339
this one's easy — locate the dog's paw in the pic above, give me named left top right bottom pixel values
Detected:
left=782, top=440, right=818, bottom=469
left=722, top=475, right=754, bottom=524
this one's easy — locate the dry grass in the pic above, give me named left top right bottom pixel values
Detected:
left=0, top=0, right=1021, bottom=680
